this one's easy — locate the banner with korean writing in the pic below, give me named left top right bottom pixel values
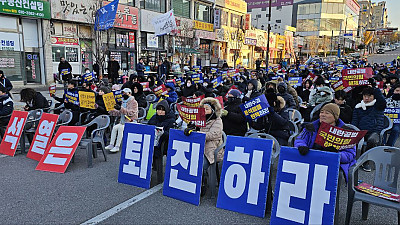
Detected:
left=103, top=92, right=116, bottom=111
left=270, top=147, right=340, bottom=225
left=212, top=76, right=223, bottom=88
left=217, top=136, right=273, bottom=218
left=1, top=0, right=51, bottom=19
left=175, top=78, right=183, bottom=87
left=288, top=77, right=302, bottom=87
left=82, top=72, right=95, bottom=82
left=192, top=66, right=201, bottom=72
left=182, top=95, right=204, bottom=107
left=152, top=9, right=177, bottom=36
left=113, top=90, right=123, bottom=103
left=191, top=73, right=203, bottom=84
left=211, top=68, right=218, bottom=74
left=314, top=122, right=367, bottom=150
left=60, top=69, right=70, bottom=76
left=356, top=182, right=400, bottom=202
left=299, top=65, right=307, bottom=70
left=118, top=123, right=155, bottom=189
left=139, top=82, right=150, bottom=92
left=163, top=129, right=206, bottom=205
left=176, top=104, right=206, bottom=127
left=0, top=111, right=28, bottom=156
left=153, top=84, right=168, bottom=97
left=94, top=0, right=119, bottom=31
left=331, top=79, right=353, bottom=93
left=240, top=94, right=270, bottom=120
left=336, top=65, right=346, bottom=71
left=27, top=113, right=59, bottom=161
left=65, top=90, right=79, bottom=105
left=342, top=67, right=373, bottom=87
left=384, top=108, right=400, bottom=124
left=305, top=73, right=317, bottom=82
left=78, top=91, right=96, bottom=109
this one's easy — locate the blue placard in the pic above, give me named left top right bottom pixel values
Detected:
left=82, top=72, right=95, bottom=82
left=270, top=147, right=340, bottom=225
left=212, top=76, right=223, bottom=88
left=60, top=68, right=70, bottom=76
left=163, top=129, right=206, bottom=205
left=386, top=62, right=394, bottom=68
left=65, top=90, right=79, bottom=105
left=216, top=136, right=273, bottom=218
left=384, top=108, right=400, bottom=124
left=191, top=73, right=204, bottom=84
left=329, top=77, right=341, bottom=82
left=288, top=77, right=302, bottom=87
left=118, top=123, right=155, bottom=189
left=113, top=90, right=123, bottom=103
left=211, top=68, right=218, bottom=74
left=240, top=94, right=270, bottom=120
left=192, top=65, right=201, bottom=71
left=299, top=65, right=307, bottom=70
left=94, top=0, right=119, bottom=31
left=336, top=65, right=346, bottom=71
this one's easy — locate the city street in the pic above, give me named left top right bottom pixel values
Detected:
left=368, top=48, right=400, bottom=64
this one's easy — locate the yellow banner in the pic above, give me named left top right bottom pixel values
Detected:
left=79, top=91, right=96, bottom=109
left=194, top=21, right=214, bottom=32
left=103, top=92, right=116, bottom=111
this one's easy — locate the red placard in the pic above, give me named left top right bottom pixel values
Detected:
left=140, top=82, right=150, bottom=92
left=153, top=84, right=168, bottom=97
left=176, top=104, right=206, bottom=127
left=356, top=182, right=400, bottom=202
left=0, top=111, right=29, bottom=156
left=49, top=85, right=56, bottom=95
left=342, top=67, right=373, bottom=87
left=182, top=95, right=204, bottom=107
left=27, top=113, right=59, bottom=161
left=331, top=79, right=353, bottom=93
left=35, top=126, right=86, bottom=173
left=314, top=122, right=367, bottom=150
left=305, top=73, right=317, bottom=82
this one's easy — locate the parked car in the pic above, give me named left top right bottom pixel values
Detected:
left=391, top=45, right=397, bottom=51
left=384, top=46, right=391, bottom=51
left=377, top=48, right=385, bottom=54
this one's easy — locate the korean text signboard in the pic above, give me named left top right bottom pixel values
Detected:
left=331, top=79, right=353, bottom=93
left=79, top=91, right=96, bottom=109
left=176, top=104, right=206, bottom=127
left=217, top=136, right=273, bottom=217
left=153, top=84, right=168, bottom=98
left=103, top=92, right=116, bottom=111
left=82, top=72, right=95, bottom=82
left=36, top=126, right=86, bottom=173
left=51, top=0, right=97, bottom=23
left=118, top=123, right=155, bottom=189
left=314, top=122, right=367, bottom=150
left=247, top=0, right=293, bottom=9
left=288, top=77, right=302, bottom=87
left=0, top=111, right=28, bottom=156
left=191, top=73, right=203, bottom=84
left=240, top=94, right=270, bottom=120
left=103, top=1, right=139, bottom=30
left=356, top=182, right=400, bottom=202
left=163, top=129, right=206, bottom=205
left=342, top=67, right=373, bottom=87
left=27, top=113, right=59, bottom=161
left=113, top=90, right=122, bottom=103
left=271, top=147, right=340, bottom=225
left=65, top=90, right=79, bottom=106
left=384, top=108, right=400, bottom=124
left=140, top=82, right=150, bottom=92
left=212, top=76, right=222, bottom=88
left=182, top=95, right=204, bottom=107
left=0, top=0, right=51, bottom=19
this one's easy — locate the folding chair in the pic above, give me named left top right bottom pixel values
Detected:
left=20, top=109, right=43, bottom=153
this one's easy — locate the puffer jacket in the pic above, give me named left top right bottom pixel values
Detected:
left=277, top=82, right=297, bottom=109
left=294, top=119, right=356, bottom=181
left=243, top=79, right=261, bottom=102
left=109, top=96, right=138, bottom=123
left=222, top=98, right=247, bottom=136
left=309, top=86, right=333, bottom=106
left=352, top=88, right=386, bottom=135
left=148, top=100, right=175, bottom=133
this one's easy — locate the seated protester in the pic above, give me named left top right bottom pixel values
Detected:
left=148, top=100, right=175, bottom=157
left=131, top=82, right=147, bottom=108
left=93, top=87, right=109, bottom=116
left=243, top=79, right=261, bottom=102
left=308, top=76, right=325, bottom=103
left=106, top=88, right=138, bottom=153
left=80, top=82, right=95, bottom=93
left=236, top=76, right=248, bottom=93
left=20, top=88, right=49, bottom=111
left=121, top=73, right=138, bottom=90
left=352, top=86, right=386, bottom=171
left=308, top=85, right=333, bottom=107
left=51, top=81, right=80, bottom=125
left=385, top=84, right=400, bottom=146
left=146, top=75, right=156, bottom=93
left=0, top=85, right=13, bottom=136
left=161, top=82, right=178, bottom=104
left=0, top=70, right=13, bottom=98
left=251, top=90, right=290, bottom=146
left=277, top=82, right=297, bottom=109
left=295, top=103, right=356, bottom=181
left=333, top=90, right=353, bottom=124
left=181, top=78, right=196, bottom=97
left=296, top=79, right=313, bottom=103
left=193, top=91, right=205, bottom=98
left=221, top=89, right=247, bottom=137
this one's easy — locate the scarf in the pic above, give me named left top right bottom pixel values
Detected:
left=355, top=99, right=376, bottom=110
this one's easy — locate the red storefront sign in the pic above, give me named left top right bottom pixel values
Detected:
left=50, top=37, right=79, bottom=46
left=103, top=1, right=139, bottom=30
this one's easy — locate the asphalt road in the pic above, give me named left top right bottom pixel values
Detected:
left=368, top=48, right=400, bottom=64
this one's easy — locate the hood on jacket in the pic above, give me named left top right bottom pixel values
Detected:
left=157, top=100, right=170, bottom=114
left=131, top=82, right=144, bottom=95
left=199, top=97, right=222, bottom=118
left=165, top=82, right=176, bottom=91
left=318, top=86, right=332, bottom=94
left=249, top=79, right=258, bottom=91
left=277, top=82, right=288, bottom=92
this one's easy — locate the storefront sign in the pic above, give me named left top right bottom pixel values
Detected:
left=246, top=0, right=293, bottom=10
left=315, top=122, right=367, bottom=150
left=103, top=1, right=139, bottom=30
left=195, top=30, right=216, bottom=40
left=244, top=38, right=257, bottom=46
left=147, top=33, right=158, bottom=48
left=194, top=20, right=213, bottom=32
left=224, top=0, right=247, bottom=13
left=215, top=28, right=227, bottom=42
left=214, top=9, right=221, bottom=29
left=0, top=0, right=51, bottom=19
left=51, top=37, right=79, bottom=46
left=51, top=0, right=97, bottom=23
left=0, top=58, right=15, bottom=68
left=0, top=32, right=21, bottom=51
left=129, top=32, right=135, bottom=49
left=174, top=17, right=194, bottom=38
left=63, top=23, right=77, bottom=36
left=244, top=14, right=251, bottom=30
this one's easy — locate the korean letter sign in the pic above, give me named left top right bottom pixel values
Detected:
left=216, top=136, right=273, bottom=217
left=163, top=129, right=206, bottom=205
left=118, top=123, right=155, bottom=189
left=0, top=111, right=28, bottom=156
left=176, top=104, right=206, bottom=127
left=270, top=147, right=340, bottom=225
left=240, top=94, right=270, bottom=120
left=182, top=95, right=204, bottom=107
left=342, top=67, right=373, bottom=87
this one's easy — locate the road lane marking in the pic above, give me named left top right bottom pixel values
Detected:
left=0, top=155, right=7, bottom=158
left=80, top=183, right=163, bottom=225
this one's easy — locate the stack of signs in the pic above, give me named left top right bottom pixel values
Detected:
left=314, top=122, right=367, bottom=150
left=212, top=76, right=223, bottom=88
left=191, top=73, right=203, bottom=84
left=103, top=92, right=117, bottom=111
left=113, top=90, right=123, bottom=103
left=78, top=91, right=96, bottom=109
left=288, top=77, right=302, bottom=87
left=384, top=108, right=400, bottom=124
left=356, top=183, right=400, bottom=202
left=342, top=68, right=373, bottom=87
left=176, top=104, right=206, bottom=127
left=82, top=72, right=95, bottom=82
left=0, top=111, right=28, bottom=156
left=153, top=84, right=168, bottom=97
left=140, top=82, right=151, bottom=92
left=240, top=95, right=270, bottom=120
left=182, top=95, right=204, bottom=107
left=65, top=90, right=79, bottom=106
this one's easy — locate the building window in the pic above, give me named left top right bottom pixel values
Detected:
left=173, top=0, right=190, bottom=18
left=261, top=7, right=266, bottom=11
left=140, top=0, right=166, bottom=13
left=195, top=2, right=212, bottom=23
left=231, top=13, right=242, bottom=28
left=276, top=20, right=281, bottom=23
left=52, top=46, right=65, bottom=62
left=221, top=10, right=229, bottom=26
left=52, top=46, right=79, bottom=63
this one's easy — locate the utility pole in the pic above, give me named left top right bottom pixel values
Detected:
left=265, top=0, right=272, bottom=70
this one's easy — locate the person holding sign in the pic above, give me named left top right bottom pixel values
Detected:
left=58, top=57, right=72, bottom=82
left=51, top=81, right=80, bottom=125
left=106, top=88, right=138, bottom=153
left=221, top=89, right=247, bottom=137
left=131, top=82, right=147, bottom=108
left=295, top=103, right=356, bottom=180
left=243, top=79, right=261, bottom=102
left=156, top=83, right=178, bottom=104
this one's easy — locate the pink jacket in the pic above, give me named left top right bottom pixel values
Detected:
left=109, top=96, right=138, bottom=122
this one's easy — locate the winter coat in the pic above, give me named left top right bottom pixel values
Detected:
left=157, top=64, right=167, bottom=78
left=58, top=61, right=72, bottom=75
left=108, top=61, right=120, bottom=78
left=136, top=62, right=145, bottom=77
left=199, top=98, right=223, bottom=164
left=337, top=102, right=353, bottom=124
left=222, top=98, right=247, bottom=136
left=296, top=86, right=311, bottom=103
left=294, top=119, right=356, bottom=181
left=181, top=85, right=197, bottom=97
left=131, top=82, right=147, bottom=108
left=309, top=86, right=333, bottom=106
left=25, top=92, right=49, bottom=111
left=352, top=88, right=386, bottom=135
left=148, top=100, right=175, bottom=133
left=109, top=96, right=138, bottom=123
left=243, top=79, right=261, bottom=102
left=164, top=83, right=178, bottom=103
left=53, top=88, right=80, bottom=112
left=94, top=94, right=108, bottom=116
left=277, top=82, right=297, bottom=109
left=0, top=77, right=13, bottom=95
left=0, top=94, right=13, bottom=117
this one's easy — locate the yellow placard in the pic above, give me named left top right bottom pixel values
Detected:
left=103, top=92, right=116, bottom=111
left=79, top=91, right=96, bottom=109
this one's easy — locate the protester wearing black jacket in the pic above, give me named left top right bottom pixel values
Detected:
left=107, top=57, right=120, bottom=84
left=0, top=85, right=13, bottom=128
left=52, top=82, right=80, bottom=125
left=333, top=90, right=353, bottom=124
left=221, top=89, right=247, bottom=136
left=181, top=78, right=197, bottom=97
left=20, top=88, right=49, bottom=111
left=58, top=57, right=72, bottom=82
left=132, top=82, right=147, bottom=108
left=242, top=79, right=261, bottom=102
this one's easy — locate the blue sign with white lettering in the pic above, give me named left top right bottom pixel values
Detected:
left=271, top=147, right=340, bottom=225
left=240, top=94, right=270, bottom=121
left=191, top=73, right=204, bottom=84
left=118, top=123, right=156, bottom=189
left=82, top=72, right=95, bottom=82
left=288, top=77, right=302, bottom=87
left=216, top=136, right=273, bottom=217
left=163, top=129, right=206, bottom=205
left=94, top=0, right=119, bottom=31
left=212, top=76, right=223, bottom=88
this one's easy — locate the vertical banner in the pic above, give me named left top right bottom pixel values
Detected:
left=0, top=111, right=29, bottom=156
left=216, top=136, right=273, bottom=217
left=118, top=123, right=155, bottom=189
left=163, top=129, right=206, bottom=205
left=36, top=126, right=86, bottom=173
left=27, top=113, right=59, bottom=161
left=78, top=91, right=96, bottom=109
left=103, top=92, right=117, bottom=111
left=240, top=94, right=270, bottom=120
left=270, top=147, right=340, bottom=225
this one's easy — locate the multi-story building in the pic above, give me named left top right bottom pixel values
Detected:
left=371, top=1, right=387, bottom=29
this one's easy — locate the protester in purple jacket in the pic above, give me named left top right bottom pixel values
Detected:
left=294, top=103, right=356, bottom=181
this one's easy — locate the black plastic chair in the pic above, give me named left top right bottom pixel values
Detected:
left=20, top=109, right=43, bottom=153
left=54, top=110, right=73, bottom=134
left=345, top=146, right=400, bottom=225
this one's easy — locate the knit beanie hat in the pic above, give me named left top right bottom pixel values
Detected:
left=229, top=89, right=241, bottom=98
left=321, top=103, right=340, bottom=121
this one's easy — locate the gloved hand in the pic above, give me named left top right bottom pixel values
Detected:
left=114, top=104, right=121, bottom=110
left=184, top=127, right=194, bottom=136
left=324, top=146, right=338, bottom=153
left=221, top=109, right=228, bottom=117
left=298, top=146, right=310, bottom=156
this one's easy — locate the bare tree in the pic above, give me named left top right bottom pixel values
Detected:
left=230, top=26, right=245, bottom=69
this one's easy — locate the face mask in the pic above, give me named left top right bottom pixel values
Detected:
left=317, top=87, right=322, bottom=91
left=123, top=95, right=129, bottom=100
left=320, top=92, right=326, bottom=96
left=227, top=97, right=235, bottom=104
left=187, top=83, right=191, bottom=87
left=392, top=94, right=400, bottom=101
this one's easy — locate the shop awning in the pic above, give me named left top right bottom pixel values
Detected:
left=175, top=47, right=199, bottom=54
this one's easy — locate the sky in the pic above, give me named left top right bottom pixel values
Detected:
left=379, top=0, right=400, bottom=28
